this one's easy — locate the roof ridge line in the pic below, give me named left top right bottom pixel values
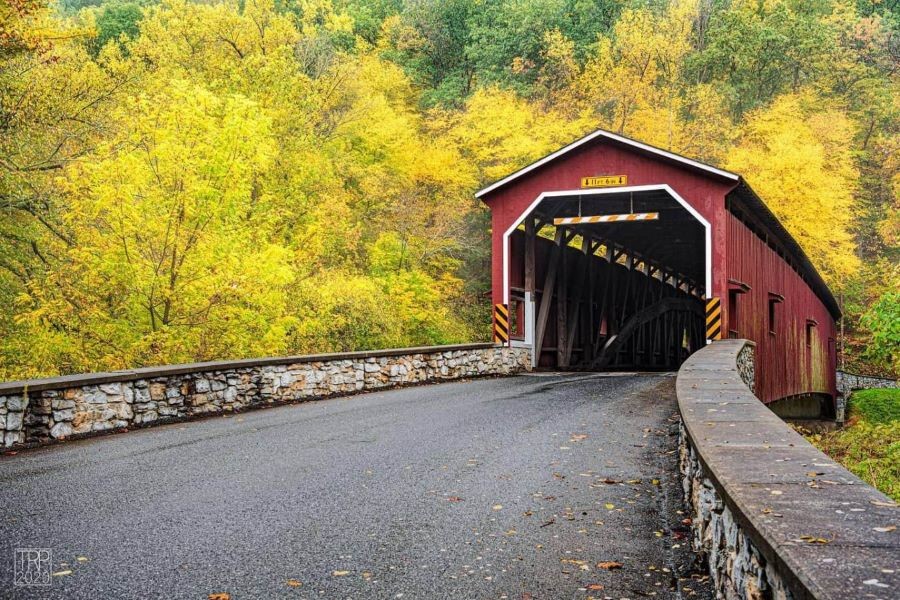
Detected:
left=475, top=127, right=739, bottom=198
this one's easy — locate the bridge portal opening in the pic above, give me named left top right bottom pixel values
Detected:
left=504, top=186, right=708, bottom=370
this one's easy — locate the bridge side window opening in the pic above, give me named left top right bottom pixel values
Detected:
left=806, top=319, right=817, bottom=348
left=768, top=293, right=784, bottom=336
left=727, top=280, right=750, bottom=339
left=728, top=290, right=739, bottom=338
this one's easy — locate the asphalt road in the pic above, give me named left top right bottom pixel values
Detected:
left=0, top=373, right=714, bottom=600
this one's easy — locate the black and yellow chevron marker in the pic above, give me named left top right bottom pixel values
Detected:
left=705, top=297, right=722, bottom=341
left=493, top=303, right=510, bottom=344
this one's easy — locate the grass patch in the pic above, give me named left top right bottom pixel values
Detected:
left=806, top=388, right=900, bottom=502
left=847, top=388, right=900, bottom=425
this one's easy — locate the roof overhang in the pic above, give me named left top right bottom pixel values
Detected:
left=475, top=128, right=739, bottom=199
left=728, top=179, right=841, bottom=320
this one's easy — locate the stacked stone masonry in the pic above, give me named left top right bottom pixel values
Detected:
left=679, top=342, right=791, bottom=600
left=1, top=344, right=530, bottom=447
left=836, top=370, right=898, bottom=399
left=677, top=340, right=898, bottom=600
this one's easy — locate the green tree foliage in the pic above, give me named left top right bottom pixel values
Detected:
left=862, top=291, right=900, bottom=374
left=89, top=1, right=143, bottom=54
left=0, top=0, right=897, bottom=379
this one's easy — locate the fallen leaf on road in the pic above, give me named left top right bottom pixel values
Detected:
left=523, top=511, right=533, bottom=517
left=604, top=503, right=615, bottom=510
left=586, top=583, right=604, bottom=590
left=208, top=594, right=230, bottom=600
left=626, top=479, right=641, bottom=484
left=681, top=518, right=692, bottom=526
left=871, top=500, right=897, bottom=507
left=651, top=479, right=660, bottom=486
left=770, top=490, right=783, bottom=495
left=601, top=478, right=620, bottom=484
left=52, top=570, right=72, bottom=577
left=333, top=570, right=350, bottom=576
left=806, top=471, right=824, bottom=477
left=286, top=579, right=302, bottom=587
left=448, top=496, right=464, bottom=502
left=596, top=561, right=623, bottom=570
left=570, top=434, right=588, bottom=442
left=76, top=557, right=89, bottom=563
left=492, top=504, right=503, bottom=511
left=799, top=536, right=830, bottom=544
left=873, top=526, right=896, bottom=533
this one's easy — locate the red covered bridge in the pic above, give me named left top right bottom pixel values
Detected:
left=478, top=129, right=839, bottom=416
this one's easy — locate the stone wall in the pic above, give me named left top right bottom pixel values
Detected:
left=836, top=370, right=898, bottom=398
left=0, top=344, right=530, bottom=447
left=677, top=340, right=899, bottom=600
left=737, top=342, right=756, bottom=393
left=834, top=371, right=898, bottom=423
left=679, top=422, right=794, bottom=600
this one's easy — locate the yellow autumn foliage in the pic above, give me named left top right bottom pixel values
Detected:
left=726, top=92, right=861, bottom=283
left=0, top=0, right=894, bottom=378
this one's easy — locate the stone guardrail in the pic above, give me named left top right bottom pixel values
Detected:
left=677, top=339, right=898, bottom=600
left=0, top=343, right=531, bottom=448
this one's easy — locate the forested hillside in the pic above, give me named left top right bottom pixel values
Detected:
left=1, top=0, right=897, bottom=380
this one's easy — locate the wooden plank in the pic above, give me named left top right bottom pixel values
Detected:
left=564, top=236, right=591, bottom=365
left=524, top=217, right=535, bottom=294
left=534, top=228, right=565, bottom=363
left=586, top=242, right=596, bottom=365
left=557, top=238, right=569, bottom=367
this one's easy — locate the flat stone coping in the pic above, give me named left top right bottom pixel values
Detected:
left=677, top=339, right=899, bottom=600
left=0, top=343, right=498, bottom=396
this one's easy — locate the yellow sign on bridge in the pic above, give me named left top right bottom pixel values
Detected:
left=581, top=175, right=627, bottom=188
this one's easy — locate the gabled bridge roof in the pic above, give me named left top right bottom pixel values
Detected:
left=477, top=127, right=840, bottom=319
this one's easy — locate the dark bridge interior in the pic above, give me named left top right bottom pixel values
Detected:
left=508, top=190, right=707, bottom=370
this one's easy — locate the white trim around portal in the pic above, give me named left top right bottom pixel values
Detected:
left=500, top=185, right=712, bottom=310
left=476, top=129, right=738, bottom=199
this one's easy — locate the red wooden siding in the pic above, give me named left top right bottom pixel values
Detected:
left=481, top=133, right=838, bottom=403
left=484, top=140, right=735, bottom=306
left=724, top=211, right=837, bottom=402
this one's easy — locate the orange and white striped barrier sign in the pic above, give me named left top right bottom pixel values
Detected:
left=553, top=212, right=659, bottom=225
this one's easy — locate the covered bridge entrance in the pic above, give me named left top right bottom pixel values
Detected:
left=505, top=185, right=708, bottom=370
left=479, top=129, right=840, bottom=408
